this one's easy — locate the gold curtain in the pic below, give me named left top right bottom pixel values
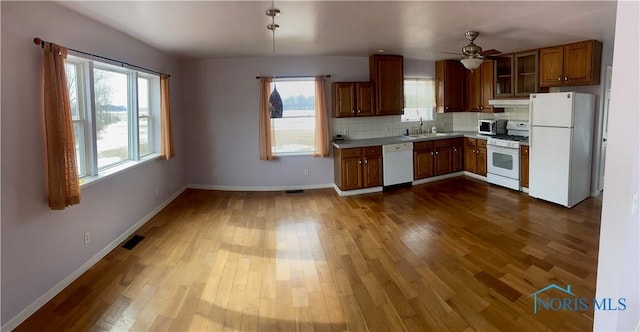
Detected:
left=259, top=77, right=275, bottom=160
left=160, top=74, right=175, bottom=160
left=314, top=76, right=329, bottom=157
left=42, top=43, right=80, bottom=210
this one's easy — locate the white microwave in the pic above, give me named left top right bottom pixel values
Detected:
left=478, top=119, right=507, bottom=135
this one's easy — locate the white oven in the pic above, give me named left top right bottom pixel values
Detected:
left=487, top=140, right=521, bottom=190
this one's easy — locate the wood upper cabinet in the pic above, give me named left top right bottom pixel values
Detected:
left=463, top=138, right=487, bottom=176
left=334, top=146, right=382, bottom=191
left=520, top=145, right=529, bottom=188
left=413, top=139, right=454, bottom=180
left=465, top=60, right=496, bottom=112
left=369, top=55, right=404, bottom=115
left=494, top=55, right=514, bottom=98
left=515, top=51, right=540, bottom=96
left=539, top=40, right=602, bottom=87
left=332, top=82, right=375, bottom=117
left=436, top=60, right=465, bottom=113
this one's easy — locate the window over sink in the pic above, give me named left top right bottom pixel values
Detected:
left=402, top=78, right=436, bottom=122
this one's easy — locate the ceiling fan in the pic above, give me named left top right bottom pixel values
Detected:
left=442, top=31, right=503, bottom=70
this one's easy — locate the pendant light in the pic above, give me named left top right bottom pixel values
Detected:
left=266, top=2, right=283, bottom=119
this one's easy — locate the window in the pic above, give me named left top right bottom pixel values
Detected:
left=402, top=78, right=436, bottom=122
left=65, top=55, right=160, bottom=182
left=270, top=79, right=316, bottom=155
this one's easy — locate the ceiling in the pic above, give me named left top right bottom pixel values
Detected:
left=56, top=1, right=617, bottom=61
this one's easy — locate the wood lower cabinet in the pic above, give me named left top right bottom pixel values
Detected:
left=332, top=82, right=375, bottom=118
left=413, top=139, right=455, bottom=180
left=539, top=40, right=602, bottom=87
left=452, top=138, right=464, bottom=172
left=334, top=146, right=382, bottom=191
left=464, top=138, right=487, bottom=176
left=520, top=145, right=529, bottom=188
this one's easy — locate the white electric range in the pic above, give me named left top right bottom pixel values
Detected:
left=486, top=121, right=529, bottom=190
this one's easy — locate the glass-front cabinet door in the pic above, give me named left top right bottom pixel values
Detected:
left=494, top=55, right=513, bottom=97
left=515, top=51, right=539, bottom=96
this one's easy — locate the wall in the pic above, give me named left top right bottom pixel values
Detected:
left=593, top=0, right=639, bottom=330
left=0, top=2, right=185, bottom=328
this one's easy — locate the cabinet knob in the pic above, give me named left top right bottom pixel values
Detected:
left=351, top=109, right=355, bottom=114
left=480, top=106, right=484, bottom=110
left=445, top=106, right=449, bottom=110
left=357, top=109, right=361, bottom=114
left=454, top=148, right=457, bottom=152
left=558, top=76, right=561, bottom=81
left=430, top=152, right=434, bottom=155
left=364, top=159, right=368, bottom=164
left=359, top=159, right=362, bottom=164
left=564, top=76, right=568, bottom=81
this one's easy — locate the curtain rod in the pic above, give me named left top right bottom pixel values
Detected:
left=256, top=75, right=331, bottom=79
left=33, top=37, right=170, bottom=78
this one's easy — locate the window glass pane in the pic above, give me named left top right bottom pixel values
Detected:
left=94, top=68, right=129, bottom=168
left=270, top=80, right=315, bottom=154
left=73, top=122, right=86, bottom=177
left=138, top=77, right=152, bottom=156
left=402, top=79, right=436, bottom=122
left=65, top=62, right=80, bottom=119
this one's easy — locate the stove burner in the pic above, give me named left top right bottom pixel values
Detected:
left=491, top=134, right=529, bottom=142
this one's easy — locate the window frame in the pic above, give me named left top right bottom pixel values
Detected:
left=65, top=54, right=161, bottom=187
left=270, top=78, right=317, bottom=157
left=402, top=78, right=436, bottom=123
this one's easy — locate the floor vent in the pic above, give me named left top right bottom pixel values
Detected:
left=285, top=189, right=304, bottom=194
left=122, top=235, right=145, bottom=250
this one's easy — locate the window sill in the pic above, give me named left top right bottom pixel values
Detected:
left=79, top=153, right=161, bottom=189
left=273, top=152, right=314, bottom=157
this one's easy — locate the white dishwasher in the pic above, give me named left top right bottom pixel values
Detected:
left=382, top=143, right=414, bottom=187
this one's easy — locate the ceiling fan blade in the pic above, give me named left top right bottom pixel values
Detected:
left=440, top=51, right=464, bottom=55
left=480, top=49, right=502, bottom=56
left=483, top=55, right=507, bottom=60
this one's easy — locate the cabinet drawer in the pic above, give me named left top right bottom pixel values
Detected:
left=477, top=139, right=487, bottom=149
left=434, top=139, right=452, bottom=148
left=414, top=141, right=434, bottom=151
left=340, top=148, right=362, bottom=158
left=362, top=146, right=382, bottom=157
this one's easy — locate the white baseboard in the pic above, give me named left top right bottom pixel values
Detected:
left=412, top=172, right=464, bottom=186
left=333, top=184, right=383, bottom=196
left=1, top=186, right=187, bottom=332
left=463, top=171, right=488, bottom=181
left=187, top=183, right=334, bottom=192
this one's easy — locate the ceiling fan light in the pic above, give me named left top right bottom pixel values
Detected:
left=460, top=57, right=484, bottom=70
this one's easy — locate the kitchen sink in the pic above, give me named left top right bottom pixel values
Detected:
left=407, top=133, right=449, bottom=138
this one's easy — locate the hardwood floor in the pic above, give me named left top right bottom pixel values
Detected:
left=16, top=177, right=602, bottom=331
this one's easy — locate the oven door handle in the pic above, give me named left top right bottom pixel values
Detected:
left=488, top=144, right=519, bottom=153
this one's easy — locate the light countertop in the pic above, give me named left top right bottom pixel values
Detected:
left=332, top=132, right=493, bottom=149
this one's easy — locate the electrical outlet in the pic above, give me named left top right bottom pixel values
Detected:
left=304, top=168, right=309, bottom=176
left=84, top=232, right=90, bottom=244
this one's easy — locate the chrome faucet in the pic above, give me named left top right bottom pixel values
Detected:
left=416, top=117, right=424, bottom=135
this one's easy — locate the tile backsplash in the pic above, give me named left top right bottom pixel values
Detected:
left=330, top=106, right=530, bottom=139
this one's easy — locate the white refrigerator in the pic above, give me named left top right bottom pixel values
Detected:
left=529, top=92, right=595, bottom=208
